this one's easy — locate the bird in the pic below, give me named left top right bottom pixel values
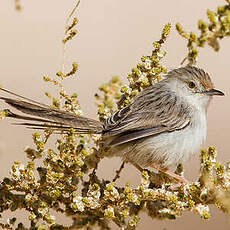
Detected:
left=0, top=66, right=224, bottom=183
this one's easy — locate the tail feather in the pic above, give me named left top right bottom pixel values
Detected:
left=13, top=122, right=95, bottom=133
left=0, top=89, right=103, bottom=134
left=5, top=109, right=59, bottom=124
left=0, top=88, right=48, bottom=107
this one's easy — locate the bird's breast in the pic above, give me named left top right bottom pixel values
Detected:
left=168, top=111, right=207, bottom=165
left=119, top=110, right=208, bottom=169
left=152, top=109, right=208, bottom=168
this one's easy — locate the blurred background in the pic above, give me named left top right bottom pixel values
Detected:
left=0, top=0, right=229, bottom=229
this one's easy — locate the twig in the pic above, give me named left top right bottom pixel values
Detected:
left=113, top=161, right=125, bottom=182
left=61, top=0, right=81, bottom=75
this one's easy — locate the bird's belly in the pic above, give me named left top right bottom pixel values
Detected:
left=116, top=122, right=207, bottom=169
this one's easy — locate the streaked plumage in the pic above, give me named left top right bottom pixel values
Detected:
left=0, top=66, right=224, bottom=179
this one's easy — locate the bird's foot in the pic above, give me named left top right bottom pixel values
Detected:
left=130, top=161, right=189, bottom=187
left=150, top=163, right=189, bottom=184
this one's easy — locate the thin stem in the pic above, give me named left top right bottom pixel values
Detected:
left=113, top=161, right=125, bottom=182
left=61, top=0, right=81, bottom=75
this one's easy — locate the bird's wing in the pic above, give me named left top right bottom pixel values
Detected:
left=103, top=85, right=192, bottom=146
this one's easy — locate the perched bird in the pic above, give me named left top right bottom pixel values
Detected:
left=0, top=66, right=224, bottom=183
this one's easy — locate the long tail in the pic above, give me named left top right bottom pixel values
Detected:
left=0, top=88, right=103, bottom=134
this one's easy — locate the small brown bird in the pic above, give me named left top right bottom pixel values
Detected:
left=0, top=66, right=224, bottom=183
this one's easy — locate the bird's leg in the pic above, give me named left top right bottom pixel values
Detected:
left=130, top=161, right=188, bottom=185
left=151, top=163, right=188, bottom=184
left=130, top=161, right=144, bottom=172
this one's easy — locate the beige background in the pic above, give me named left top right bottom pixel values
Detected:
left=0, top=0, right=230, bottom=229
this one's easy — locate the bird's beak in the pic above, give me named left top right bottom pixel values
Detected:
left=205, top=88, right=225, bottom=96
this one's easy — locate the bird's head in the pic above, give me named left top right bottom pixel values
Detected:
left=166, top=66, right=224, bottom=108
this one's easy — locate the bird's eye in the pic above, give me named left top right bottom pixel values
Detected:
left=188, top=81, right=196, bottom=89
